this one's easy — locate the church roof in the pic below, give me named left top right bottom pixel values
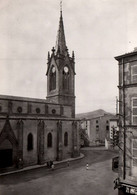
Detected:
left=55, top=10, right=67, bottom=55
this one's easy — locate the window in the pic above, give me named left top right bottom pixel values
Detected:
left=96, top=125, right=99, bottom=140
left=50, top=66, right=56, bottom=91
left=131, top=65, right=137, bottom=83
left=96, top=125, right=99, bottom=130
left=64, top=132, right=68, bottom=146
left=27, top=133, right=33, bottom=151
left=36, top=108, right=40, bottom=114
left=106, top=126, right=109, bottom=131
left=47, top=133, right=52, bottom=147
left=132, top=98, right=137, bottom=125
left=132, top=139, right=137, bottom=167
left=96, top=120, right=98, bottom=124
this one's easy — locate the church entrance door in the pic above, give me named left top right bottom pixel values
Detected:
left=0, top=139, right=13, bottom=168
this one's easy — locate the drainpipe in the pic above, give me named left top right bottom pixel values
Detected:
left=122, top=57, right=126, bottom=180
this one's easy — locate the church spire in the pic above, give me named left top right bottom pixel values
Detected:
left=55, top=2, right=67, bottom=55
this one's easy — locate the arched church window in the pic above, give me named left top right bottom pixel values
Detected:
left=50, top=66, right=56, bottom=91
left=27, top=133, right=33, bottom=151
left=63, top=66, right=69, bottom=90
left=47, top=132, right=52, bottom=147
left=64, top=132, right=68, bottom=146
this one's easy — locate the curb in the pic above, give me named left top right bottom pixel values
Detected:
left=0, top=153, right=84, bottom=177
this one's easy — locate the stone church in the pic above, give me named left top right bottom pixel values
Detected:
left=0, top=9, right=80, bottom=171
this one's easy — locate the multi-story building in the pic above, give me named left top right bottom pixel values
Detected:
left=77, top=109, right=115, bottom=146
left=0, top=8, right=80, bottom=172
left=80, top=119, right=90, bottom=147
left=115, top=48, right=137, bottom=194
left=89, top=114, right=114, bottom=145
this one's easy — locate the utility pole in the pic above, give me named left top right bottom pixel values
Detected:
left=116, top=96, right=118, bottom=115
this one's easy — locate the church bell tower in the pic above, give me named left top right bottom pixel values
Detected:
left=46, top=7, right=76, bottom=117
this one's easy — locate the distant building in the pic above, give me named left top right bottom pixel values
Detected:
left=77, top=109, right=115, bottom=146
left=89, top=113, right=114, bottom=146
left=80, top=119, right=90, bottom=147
left=0, top=8, right=80, bottom=171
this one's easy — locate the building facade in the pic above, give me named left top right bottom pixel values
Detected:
left=115, top=48, right=137, bottom=194
left=88, top=113, right=114, bottom=146
left=0, top=10, right=80, bottom=171
left=80, top=119, right=90, bottom=147
left=77, top=110, right=115, bottom=146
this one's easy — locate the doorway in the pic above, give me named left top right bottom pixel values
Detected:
left=0, top=139, right=13, bottom=168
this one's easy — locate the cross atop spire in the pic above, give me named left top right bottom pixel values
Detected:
left=55, top=2, right=67, bottom=55
left=60, top=1, right=62, bottom=12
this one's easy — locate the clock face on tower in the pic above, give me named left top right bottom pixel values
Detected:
left=64, top=66, right=69, bottom=73
left=52, top=66, right=56, bottom=73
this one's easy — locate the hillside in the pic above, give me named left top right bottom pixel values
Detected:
left=76, top=109, right=114, bottom=120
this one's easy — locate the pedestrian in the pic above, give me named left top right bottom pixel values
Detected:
left=51, top=163, right=54, bottom=171
left=18, top=158, right=23, bottom=169
left=50, top=161, right=52, bottom=168
left=47, top=161, right=49, bottom=168
left=86, top=163, right=89, bottom=170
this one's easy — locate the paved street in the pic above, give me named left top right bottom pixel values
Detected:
left=0, top=147, right=118, bottom=195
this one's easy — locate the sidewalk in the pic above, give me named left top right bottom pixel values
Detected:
left=81, top=146, right=118, bottom=153
left=0, top=153, right=84, bottom=177
left=81, top=146, right=106, bottom=150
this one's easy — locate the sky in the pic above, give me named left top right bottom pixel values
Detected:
left=0, top=0, right=137, bottom=114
